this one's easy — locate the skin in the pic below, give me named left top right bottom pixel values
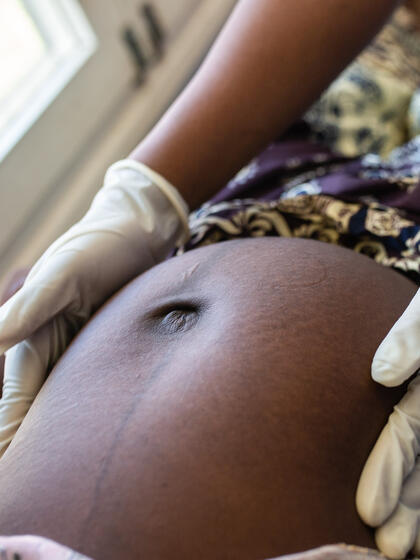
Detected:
left=0, top=238, right=415, bottom=560
left=1, top=2, right=419, bottom=558
left=130, top=0, right=400, bottom=208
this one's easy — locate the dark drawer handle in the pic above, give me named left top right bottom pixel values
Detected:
left=141, top=3, right=165, bottom=58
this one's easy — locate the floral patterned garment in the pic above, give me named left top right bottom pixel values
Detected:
left=304, top=6, right=420, bottom=158
left=175, top=124, right=420, bottom=285
left=174, top=6, right=420, bottom=286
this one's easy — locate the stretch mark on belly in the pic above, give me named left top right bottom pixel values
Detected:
left=77, top=353, right=174, bottom=551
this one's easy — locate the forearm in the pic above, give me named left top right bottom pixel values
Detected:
left=130, top=0, right=400, bottom=209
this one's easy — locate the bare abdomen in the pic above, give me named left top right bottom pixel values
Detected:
left=0, top=238, right=415, bottom=560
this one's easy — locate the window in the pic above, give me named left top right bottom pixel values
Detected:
left=0, top=0, right=237, bottom=277
left=0, top=0, right=96, bottom=162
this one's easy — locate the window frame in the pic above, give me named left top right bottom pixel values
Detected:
left=0, top=0, right=237, bottom=279
left=0, top=0, right=98, bottom=163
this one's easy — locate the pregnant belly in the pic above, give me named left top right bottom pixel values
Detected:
left=0, top=238, right=414, bottom=560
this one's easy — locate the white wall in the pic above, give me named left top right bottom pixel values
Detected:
left=0, top=0, right=237, bottom=285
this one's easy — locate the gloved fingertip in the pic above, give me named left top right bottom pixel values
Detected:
left=374, top=505, right=418, bottom=560
left=371, top=358, right=408, bottom=387
left=356, top=458, right=398, bottom=527
left=376, top=530, right=412, bottom=560
left=356, top=491, right=391, bottom=527
left=355, top=495, right=381, bottom=527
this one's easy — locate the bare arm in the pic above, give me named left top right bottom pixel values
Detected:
left=130, top=0, right=400, bottom=209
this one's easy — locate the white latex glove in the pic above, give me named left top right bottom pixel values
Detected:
left=356, top=288, right=420, bottom=559
left=0, top=159, right=189, bottom=456
left=0, top=535, right=92, bottom=559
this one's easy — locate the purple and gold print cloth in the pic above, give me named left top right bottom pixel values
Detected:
left=177, top=124, right=420, bottom=285
left=176, top=6, right=420, bottom=285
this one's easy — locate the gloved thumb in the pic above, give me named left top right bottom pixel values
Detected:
left=371, top=289, right=420, bottom=387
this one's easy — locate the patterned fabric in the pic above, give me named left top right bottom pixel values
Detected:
left=176, top=126, right=420, bottom=285
left=173, top=6, right=420, bottom=286
left=304, top=6, right=420, bottom=157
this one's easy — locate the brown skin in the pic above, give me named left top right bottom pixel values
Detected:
left=0, top=238, right=415, bottom=560
left=407, top=0, right=420, bottom=18
left=131, top=0, right=400, bottom=209
left=0, top=3, right=415, bottom=558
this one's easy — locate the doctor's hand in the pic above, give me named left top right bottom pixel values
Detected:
left=0, top=269, right=29, bottom=387
left=356, top=288, right=420, bottom=560
left=0, top=159, right=189, bottom=457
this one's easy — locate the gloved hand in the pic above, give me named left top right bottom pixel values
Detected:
left=0, top=159, right=189, bottom=457
left=0, top=269, right=29, bottom=389
left=356, top=288, right=420, bottom=560
left=0, top=535, right=92, bottom=559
